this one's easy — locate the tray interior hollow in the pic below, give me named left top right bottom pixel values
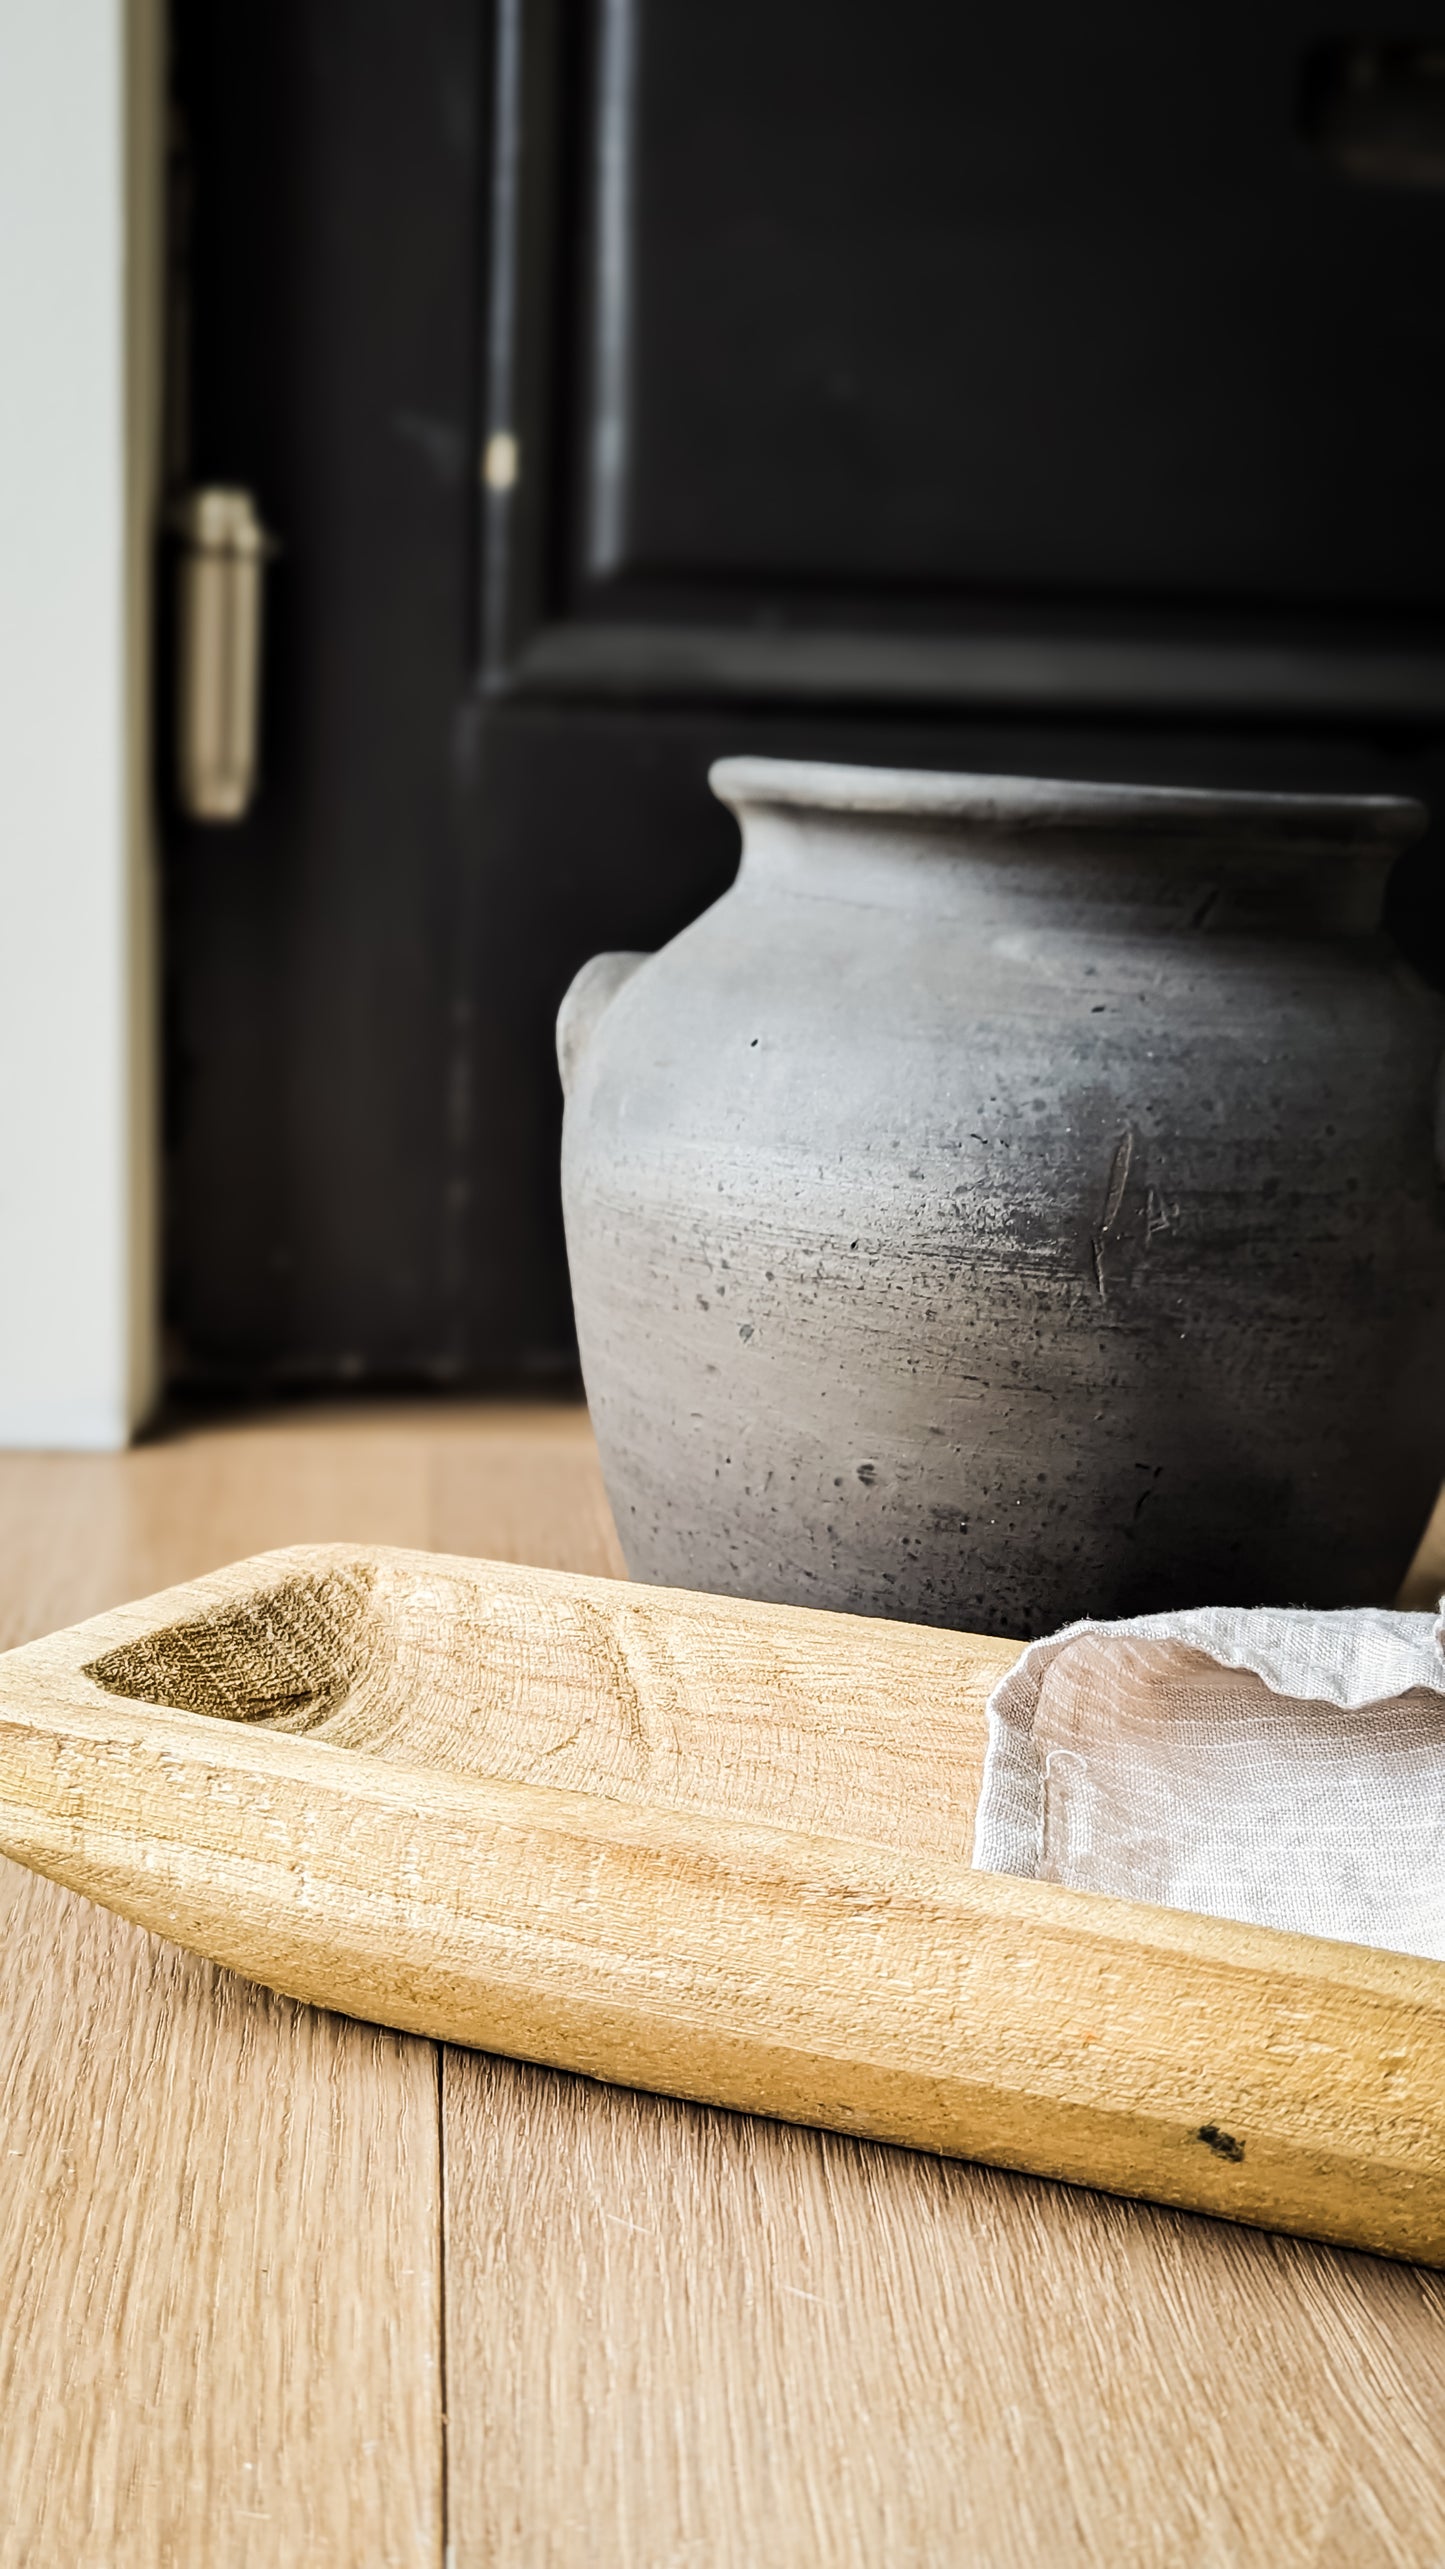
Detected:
left=85, top=1567, right=375, bottom=1729
left=76, top=1546, right=1005, bottom=1862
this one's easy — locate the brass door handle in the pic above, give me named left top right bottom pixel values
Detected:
left=173, top=487, right=275, bottom=823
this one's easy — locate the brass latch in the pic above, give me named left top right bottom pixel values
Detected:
left=173, top=487, right=274, bottom=823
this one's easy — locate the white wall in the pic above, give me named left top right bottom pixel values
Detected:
left=0, top=0, right=160, bottom=1445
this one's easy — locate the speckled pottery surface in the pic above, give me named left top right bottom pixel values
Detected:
left=559, top=758, right=1445, bottom=1639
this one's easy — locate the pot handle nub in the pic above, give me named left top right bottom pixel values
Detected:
left=556, top=951, right=647, bottom=1097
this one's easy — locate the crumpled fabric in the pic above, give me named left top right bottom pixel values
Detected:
left=972, top=1604, right=1445, bottom=1959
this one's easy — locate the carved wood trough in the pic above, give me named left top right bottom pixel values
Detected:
left=0, top=1543, right=1440, bottom=2265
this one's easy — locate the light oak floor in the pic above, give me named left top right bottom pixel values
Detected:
left=0, top=1399, right=1443, bottom=2566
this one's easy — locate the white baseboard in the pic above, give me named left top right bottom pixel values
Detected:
left=0, top=1393, right=137, bottom=1454
left=0, top=0, right=162, bottom=1449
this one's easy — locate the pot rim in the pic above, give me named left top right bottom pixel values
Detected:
left=709, top=757, right=1427, bottom=853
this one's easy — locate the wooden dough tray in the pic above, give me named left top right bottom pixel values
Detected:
left=0, top=1543, right=1438, bottom=2266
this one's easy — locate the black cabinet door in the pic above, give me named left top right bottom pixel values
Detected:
left=166, top=0, right=1445, bottom=1389
left=568, top=1, right=1445, bottom=608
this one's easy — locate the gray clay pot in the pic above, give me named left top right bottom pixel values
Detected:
left=559, top=758, right=1445, bottom=1638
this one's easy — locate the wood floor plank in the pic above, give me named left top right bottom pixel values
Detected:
left=443, top=2057, right=1445, bottom=2569
left=0, top=1876, right=441, bottom=2569
left=0, top=1411, right=447, bottom=2568
left=424, top=1404, right=628, bottom=1577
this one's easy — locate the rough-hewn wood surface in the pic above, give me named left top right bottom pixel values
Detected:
left=4, top=1544, right=1443, bottom=2266
left=0, top=1402, right=1442, bottom=2563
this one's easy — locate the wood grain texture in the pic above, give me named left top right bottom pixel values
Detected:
left=0, top=1872, right=440, bottom=2569
left=447, top=2058, right=1445, bottom=2569
left=0, top=1400, right=605, bottom=2569
left=438, top=1430, right=1445, bottom=2569
left=0, top=1406, right=1442, bottom=2564
left=1, top=1544, right=1441, bottom=2264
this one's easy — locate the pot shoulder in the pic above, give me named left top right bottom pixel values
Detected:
left=564, top=884, right=1445, bottom=1183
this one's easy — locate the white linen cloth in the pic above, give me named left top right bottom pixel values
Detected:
left=972, top=1605, right=1445, bottom=1959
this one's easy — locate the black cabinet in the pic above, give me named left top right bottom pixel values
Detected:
left=165, top=0, right=1445, bottom=1387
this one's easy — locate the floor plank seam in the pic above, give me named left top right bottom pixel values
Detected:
left=439, top=2039, right=451, bottom=2569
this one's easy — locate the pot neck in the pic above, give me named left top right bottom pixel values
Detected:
left=731, top=806, right=1393, bottom=937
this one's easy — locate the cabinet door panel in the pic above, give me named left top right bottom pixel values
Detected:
left=574, top=0, right=1445, bottom=609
